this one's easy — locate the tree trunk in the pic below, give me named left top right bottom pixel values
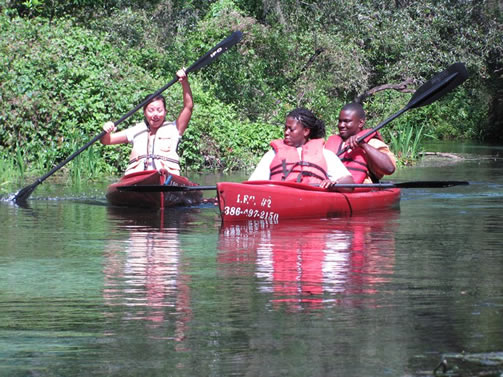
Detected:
left=354, top=78, right=415, bottom=104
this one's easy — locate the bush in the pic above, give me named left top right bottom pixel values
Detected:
left=0, top=15, right=169, bottom=175
left=1, top=0, right=502, bottom=181
left=180, top=81, right=283, bottom=173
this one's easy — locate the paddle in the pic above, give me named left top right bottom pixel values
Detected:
left=116, top=180, right=469, bottom=192
left=12, top=31, right=243, bottom=204
left=337, top=62, right=469, bottom=156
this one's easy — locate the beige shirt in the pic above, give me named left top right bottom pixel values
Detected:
left=368, top=138, right=397, bottom=167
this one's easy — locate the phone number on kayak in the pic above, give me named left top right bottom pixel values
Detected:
left=223, top=206, right=279, bottom=221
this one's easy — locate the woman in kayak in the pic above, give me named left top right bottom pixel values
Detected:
left=101, top=68, right=193, bottom=176
left=249, top=107, right=354, bottom=190
left=325, top=102, right=396, bottom=183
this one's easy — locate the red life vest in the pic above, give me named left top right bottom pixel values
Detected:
left=325, top=130, right=384, bottom=183
left=269, top=138, right=329, bottom=184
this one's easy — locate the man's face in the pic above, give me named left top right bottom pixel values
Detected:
left=337, top=109, right=364, bottom=140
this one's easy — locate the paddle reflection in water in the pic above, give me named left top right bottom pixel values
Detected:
left=217, top=210, right=399, bottom=311
left=103, top=207, right=193, bottom=343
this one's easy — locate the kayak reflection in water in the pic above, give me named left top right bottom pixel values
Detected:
left=217, top=213, right=397, bottom=311
left=100, top=68, right=193, bottom=177
left=325, top=102, right=396, bottom=183
left=248, top=108, right=354, bottom=191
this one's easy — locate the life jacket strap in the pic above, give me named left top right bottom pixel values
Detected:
left=295, top=170, right=328, bottom=182
left=270, top=160, right=329, bottom=182
left=128, top=154, right=180, bottom=166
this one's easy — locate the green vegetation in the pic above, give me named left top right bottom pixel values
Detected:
left=1, top=0, right=502, bottom=185
left=0, top=155, right=21, bottom=188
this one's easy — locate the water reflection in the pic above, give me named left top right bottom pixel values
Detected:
left=217, top=210, right=399, bottom=311
left=103, top=207, right=193, bottom=343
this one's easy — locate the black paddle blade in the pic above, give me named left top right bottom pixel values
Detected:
left=12, top=182, right=39, bottom=204
left=408, top=62, right=469, bottom=109
left=345, top=62, right=469, bottom=155
left=186, top=31, right=243, bottom=74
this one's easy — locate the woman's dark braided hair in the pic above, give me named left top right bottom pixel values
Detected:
left=286, top=107, right=326, bottom=139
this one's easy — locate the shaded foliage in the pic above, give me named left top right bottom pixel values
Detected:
left=0, top=0, right=502, bottom=178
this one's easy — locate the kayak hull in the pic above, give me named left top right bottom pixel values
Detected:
left=216, top=180, right=400, bottom=222
left=106, top=170, right=202, bottom=209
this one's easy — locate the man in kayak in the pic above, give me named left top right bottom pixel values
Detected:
left=249, top=107, right=354, bottom=190
left=101, top=68, right=193, bottom=176
left=325, top=102, right=396, bottom=183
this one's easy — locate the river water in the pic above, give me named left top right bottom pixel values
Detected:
left=1, top=142, right=502, bottom=377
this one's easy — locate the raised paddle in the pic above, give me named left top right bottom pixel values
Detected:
left=12, top=31, right=243, bottom=204
left=337, top=62, right=469, bottom=156
left=116, top=180, right=469, bottom=192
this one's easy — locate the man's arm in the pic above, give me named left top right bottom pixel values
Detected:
left=363, top=139, right=396, bottom=177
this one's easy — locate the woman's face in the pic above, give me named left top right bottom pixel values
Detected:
left=284, top=117, right=310, bottom=147
left=144, top=99, right=166, bottom=129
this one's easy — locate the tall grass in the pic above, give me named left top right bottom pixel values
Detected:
left=69, top=143, right=103, bottom=185
left=15, top=145, right=26, bottom=177
left=389, top=125, right=425, bottom=166
left=0, top=143, right=112, bottom=196
left=0, top=155, right=24, bottom=194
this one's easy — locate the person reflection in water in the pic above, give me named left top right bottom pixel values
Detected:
left=217, top=213, right=397, bottom=311
left=102, top=209, right=192, bottom=344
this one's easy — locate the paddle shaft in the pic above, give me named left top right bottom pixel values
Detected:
left=330, top=180, right=469, bottom=189
left=13, top=31, right=242, bottom=203
left=116, top=180, right=469, bottom=192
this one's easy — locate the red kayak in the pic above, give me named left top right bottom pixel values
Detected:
left=106, top=170, right=202, bottom=209
left=216, top=180, right=400, bottom=222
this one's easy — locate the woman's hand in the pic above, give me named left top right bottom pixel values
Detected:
left=319, top=179, right=333, bottom=189
left=319, top=175, right=355, bottom=192
left=176, top=68, right=187, bottom=82
left=103, top=121, right=116, bottom=134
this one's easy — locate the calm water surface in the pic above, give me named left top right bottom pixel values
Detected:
left=1, top=143, right=503, bottom=377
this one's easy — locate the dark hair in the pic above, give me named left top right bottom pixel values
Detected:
left=341, top=102, right=366, bottom=121
left=143, top=94, right=166, bottom=128
left=142, top=94, right=166, bottom=111
left=286, top=107, right=326, bottom=139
